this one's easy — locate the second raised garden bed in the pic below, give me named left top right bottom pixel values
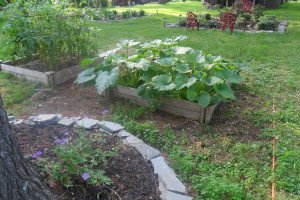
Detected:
left=0, top=60, right=82, bottom=87
left=105, top=85, right=218, bottom=123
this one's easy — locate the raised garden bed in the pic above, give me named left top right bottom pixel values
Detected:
left=0, top=60, right=82, bottom=87
left=105, top=85, right=218, bottom=123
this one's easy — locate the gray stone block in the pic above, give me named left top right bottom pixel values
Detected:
left=12, top=119, right=23, bottom=125
left=125, top=136, right=143, bottom=144
left=70, top=117, right=82, bottom=122
left=76, top=117, right=100, bottom=129
left=164, top=191, right=193, bottom=200
left=8, top=116, right=15, bottom=121
left=117, top=130, right=134, bottom=139
left=130, top=142, right=160, bottom=161
left=98, top=121, right=123, bottom=133
left=32, top=114, right=62, bottom=125
left=57, top=117, right=75, bottom=127
left=151, top=156, right=187, bottom=194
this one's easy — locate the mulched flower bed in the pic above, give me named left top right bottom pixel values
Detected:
left=12, top=124, right=161, bottom=200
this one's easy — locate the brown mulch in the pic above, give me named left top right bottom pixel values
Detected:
left=12, top=124, right=161, bottom=200
left=23, top=81, right=263, bottom=143
left=15, top=59, right=80, bottom=72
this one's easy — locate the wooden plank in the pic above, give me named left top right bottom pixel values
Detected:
left=159, top=103, right=205, bottom=121
left=159, top=96, right=204, bottom=112
left=204, top=103, right=219, bottom=123
left=0, top=63, right=47, bottom=83
left=114, top=86, right=137, bottom=96
left=109, top=85, right=217, bottom=123
left=53, top=65, right=82, bottom=85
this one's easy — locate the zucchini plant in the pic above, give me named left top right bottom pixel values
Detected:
left=75, top=36, right=244, bottom=108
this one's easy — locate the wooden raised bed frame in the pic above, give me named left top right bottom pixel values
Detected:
left=105, top=85, right=218, bottom=123
left=0, top=60, right=82, bottom=87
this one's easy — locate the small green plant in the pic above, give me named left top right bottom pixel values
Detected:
left=240, top=12, right=252, bottom=21
left=178, top=18, right=187, bottom=27
left=257, top=15, right=279, bottom=30
left=122, top=10, right=131, bottom=19
left=202, top=12, right=212, bottom=20
left=252, top=4, right=265, bottom=21
left=43, top=132, right=118, bottom=188
left=76, top=36, right=244, bottom=108
left=139, top=9, right=145, bottom=17
left=131, top=10, right=138, bottom=17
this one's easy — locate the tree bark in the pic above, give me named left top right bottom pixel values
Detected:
left=0, top=96, right=54, bottom=200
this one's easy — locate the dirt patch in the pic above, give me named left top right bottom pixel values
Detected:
left=12, top=124, right=160, bottom=200
left=23, top=82, right=263, bottom=143
left=23, top=81, right=108, bottom=119
left=14, top=58, right=80, bottom=72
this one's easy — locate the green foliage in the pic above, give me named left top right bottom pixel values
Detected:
left=2, top=2, right=95, bottom=70
left=0, top=72, right=35, bottom=110
left=139, top=9, right=145, bottom=16
left=257, top=15, right=279, bottom=30
left=76, top=36, right=243, bottom=108
left=122, top=10, right=131, bottom=19
left=43, top=132, right=118, bottom=188
left=252, top=4, right=265, bottom=21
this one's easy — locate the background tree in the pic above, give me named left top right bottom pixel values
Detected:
left=0, top=96, right=54, bottom=200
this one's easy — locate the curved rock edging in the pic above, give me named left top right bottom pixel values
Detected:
left=9, top=114, right=193, bottom=200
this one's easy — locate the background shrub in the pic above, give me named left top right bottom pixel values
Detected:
left=139, top=9, right=145, bottom=16
left=257, top=15, right=279, bottom=30
left=112, top=0, right=128, bottom=6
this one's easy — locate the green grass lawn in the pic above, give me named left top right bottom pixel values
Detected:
left=0, top=1, right=299, bottom=199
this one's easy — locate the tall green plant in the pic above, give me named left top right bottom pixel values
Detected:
left=75, top=36, right=244, bottom=108
left=2, top=2, right=95, bottom=70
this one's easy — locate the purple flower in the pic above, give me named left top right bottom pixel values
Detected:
left=32, top=150, right=43, bottom=158
left=101, top=109, right=109, bottom=115
left=54, top=138, right=69, bottom=145
left=64, top=131, right=69, bottom=136
left=82, top=172, right=90, bottom=181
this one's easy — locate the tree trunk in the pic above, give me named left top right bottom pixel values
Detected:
left=0, top=96, right=54, bottom=200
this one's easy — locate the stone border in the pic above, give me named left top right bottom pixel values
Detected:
left=9, top=114, right=193, bottom=200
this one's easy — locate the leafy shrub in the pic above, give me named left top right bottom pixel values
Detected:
left=178, top=18, right=187, bottom=27
left=100, top=0, right=109, bottom=7
left=122, top=10, right=131, bottom=19
left=240, top=12, right=252, bottom=21
left=76, top=36, right=244, bottom=108
left=43, top=133, right=118, bottom=188
left=112, top=10, right=118, bottom=16
left=252, top=4, right=265, bottom=21
left=257, top=15, right=279, bottom=30
left=205, top=19, right=221, bottom=28
left=139, top=9, right=145, bottom=16
left=2, top=3, right=95, bottom=70
left=112, top=0, right=127, bottom=6
left=131, top=10, right=138, bottom=17
left=202, top=12, right=212, bottom=20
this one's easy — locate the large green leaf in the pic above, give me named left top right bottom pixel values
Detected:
left=215, top=69, right=243, bottom=83
left=173, top=63, right=190, bottom=73
left=187, top=50, right=201, bottom=64
left=175, top=47, right=192, bottom=55
left=174, top=75, right=196, bottom=90
left=214, top=84, right=236, bottom=99
left=126, top=58, right=150, bottom=71
left=74, top=67, right=96, bottom=84
left=203, top=76, right=223, bottom=86
left=198, top=92, right=211, bottom=108
left=95, top=68, right=119, bottom=94
left=152, top=75, right=175, bottom=91
left=155, top=58, right=174, bottom=66
left=186, top=86, right=198, bottom=101
left=137, top=84, right=157, bottom=99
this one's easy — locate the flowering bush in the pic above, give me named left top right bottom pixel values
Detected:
left=76, top=36, right=244, bottom=108
left=43, top=133, right=118, bottom=188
